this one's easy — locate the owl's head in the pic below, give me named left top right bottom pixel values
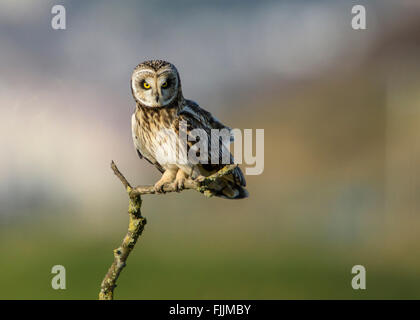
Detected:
left=131, top=60, right=182, bottom=108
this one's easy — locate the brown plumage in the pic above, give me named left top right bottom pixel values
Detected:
left=131, top=60, right=248, bottom=199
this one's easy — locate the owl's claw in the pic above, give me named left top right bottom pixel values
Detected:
left=154, top=169, right=178, bottom=193
left=171, top=177, right=186, bottom=192
left=154, top=181, right=169, bottom=193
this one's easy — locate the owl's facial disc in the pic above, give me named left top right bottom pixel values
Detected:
left=131, top=68, right=179, bottom=108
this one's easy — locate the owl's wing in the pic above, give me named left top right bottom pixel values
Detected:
left=180, top=100, right=235, bottom=142
left=178, top=101, right=246, bottom=188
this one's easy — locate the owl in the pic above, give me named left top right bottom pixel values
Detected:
left=130, top=59, right=248, bottom=199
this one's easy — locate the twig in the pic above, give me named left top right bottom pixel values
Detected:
left=99, top=161, right=237, bottom=300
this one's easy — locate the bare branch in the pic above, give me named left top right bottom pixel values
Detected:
left=99, top=162, right=237, bottom=300
left=99, top=162, right=145, bottom=300
left=131, top=164, right=238, bottom=196
left=111, top=160, right=132, bottom=190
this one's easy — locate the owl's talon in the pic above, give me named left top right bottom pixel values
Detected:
left=176, top=178, right=185, bottom=192
left=169, top=178, right=184, bottom=192
left=153, top=169, right=179, bottom=193
left=171, top=184, right=180, bottom=192
left=154, top=181, right=168, bottom=193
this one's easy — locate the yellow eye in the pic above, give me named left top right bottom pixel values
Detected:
left=143, top=82, right=151, bottom=89
left=161, top=82, right=168, bottom=88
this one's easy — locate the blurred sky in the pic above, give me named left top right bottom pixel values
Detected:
left=1, top=0, right=420, bottom=299
left=0, top=0, right=406, bottom=219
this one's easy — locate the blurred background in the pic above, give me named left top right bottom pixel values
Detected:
left=1, top=0, right=420, bottom=299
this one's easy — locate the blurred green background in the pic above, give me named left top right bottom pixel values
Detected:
left=1, top=0, right=420, bottom=299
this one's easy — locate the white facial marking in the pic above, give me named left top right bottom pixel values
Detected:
left=131, top=67, right=179, bottom=107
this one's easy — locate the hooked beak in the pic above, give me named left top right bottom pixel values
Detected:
left=155, top=95, right=159, bottom=103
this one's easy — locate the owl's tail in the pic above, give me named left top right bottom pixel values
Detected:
left=208, top=166, right=249, bottom=200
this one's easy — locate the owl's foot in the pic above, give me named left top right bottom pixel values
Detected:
left=154, top=180, right=170, bottom=193
left=170, top=169, right=188, bottom=192
left=154, top=169, right=177, bottom=193
left=171, top=178, right=185, bottom=192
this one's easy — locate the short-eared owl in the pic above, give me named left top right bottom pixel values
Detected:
left=131, top=59, right=248, bottom=199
